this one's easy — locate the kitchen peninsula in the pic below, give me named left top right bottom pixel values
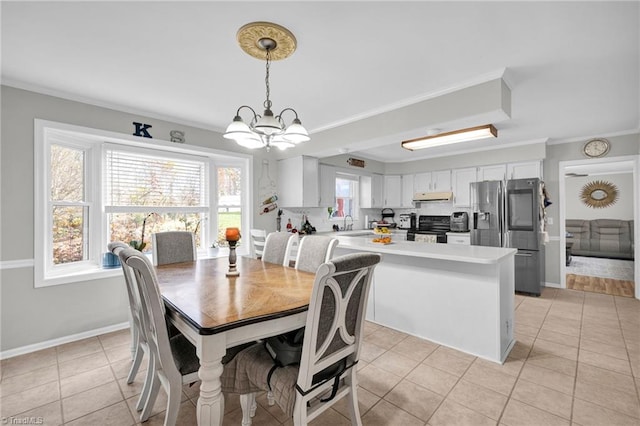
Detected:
left=333, top=234, right=517, bottom=363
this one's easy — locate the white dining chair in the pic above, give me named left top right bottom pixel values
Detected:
left=294, top=235, right=339, bottom=273
left=249, top=229, right=266, bottom=259
left=223, top=252, right=382, bottom=426
left=151, top=231, right=197, bottom=266
left=262, top=232, right=299, bottom=266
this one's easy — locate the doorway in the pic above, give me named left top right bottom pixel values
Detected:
left=559, top=156, right=639, bottom=299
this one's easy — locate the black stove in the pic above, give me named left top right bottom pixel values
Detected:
left=407, top=215, right=450, bottom=243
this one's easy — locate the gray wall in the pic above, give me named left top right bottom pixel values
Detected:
left=565, top=173, right=634, bottom=220
left=0, top=85, right=277, bottom=352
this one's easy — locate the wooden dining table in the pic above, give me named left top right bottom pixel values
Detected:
left=155, top=256, right=317, bottom=426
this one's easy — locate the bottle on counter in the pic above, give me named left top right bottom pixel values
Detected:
left=286, top=218, right=292, bottom=232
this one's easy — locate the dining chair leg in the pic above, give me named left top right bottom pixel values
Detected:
left=164, top=379, right=182, bottom=426
left=140, top=372, right=161, bottom=422
left=267, top=390, right=275, bottom=406
left=127, top=337, right=144, bottom=384
left=345, top=371, right=363, bottom=426
left=136, top=351, right=155, bottom=411
left=240, top=393, right=256, bottom=426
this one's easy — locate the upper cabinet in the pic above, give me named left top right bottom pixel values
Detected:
left=277, top=156, right=319, bottom=208
left=401, top=175, right=415, bottom=207
left=507, top=161, right=542, bottom=179
left=414, top=170, right=451, bottom=193
left=360, top=173, right=384, bottom=208
left=318, top=164, right=336, bottom=208
left=452, top=167, right=477, bottom=207
left=477, top=164, right=507, bottom=181
left=383, top=175, right=402, bottom=207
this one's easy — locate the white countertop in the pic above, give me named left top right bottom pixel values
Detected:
left=334, top=234, right=516, bottom=264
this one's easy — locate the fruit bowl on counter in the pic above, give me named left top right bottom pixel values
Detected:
left=372, top=227, right=393, bottom=244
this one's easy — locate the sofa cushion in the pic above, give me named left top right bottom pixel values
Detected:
left=566, top=219, right=634, bottom=260
left=566, top=219, right=590, bottom=251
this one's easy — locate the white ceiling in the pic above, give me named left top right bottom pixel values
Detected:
left=2, top=1, right=638, bottom=162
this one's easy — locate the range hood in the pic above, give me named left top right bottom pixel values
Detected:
left=413, top=191, right=454, bottom=202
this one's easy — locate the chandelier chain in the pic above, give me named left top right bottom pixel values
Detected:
left=264, top=49, right=272, bottom=110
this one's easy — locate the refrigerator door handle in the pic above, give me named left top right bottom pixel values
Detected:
left=515, top=252, right=533, bottom=257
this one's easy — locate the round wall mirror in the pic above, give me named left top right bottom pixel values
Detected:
left=580, top=180, right=618, bottom=208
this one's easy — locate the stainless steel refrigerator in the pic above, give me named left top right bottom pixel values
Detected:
left=470, top=178, right=545, bottom=296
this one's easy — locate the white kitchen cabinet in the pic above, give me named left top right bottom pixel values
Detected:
left=507, top=161, right=542, bottom=179
left=277, top=156, right=319, bottom=208
left=360, top=173, right=384, bottom=208
left=446, top=232, right=471, bottom=245
left=318, top=164, right=336, bottom=208
left=414, top=170, right=451, bottom=192
left=401, top=174, right=415, bottom=207
left=478, top=164, right=506, bottom=181
left=452, top=167, right=477, bottom=207
left=383, top=175, right=402, bottom=207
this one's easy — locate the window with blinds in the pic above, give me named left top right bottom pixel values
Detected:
left=105, top=146, right=209, bottom=252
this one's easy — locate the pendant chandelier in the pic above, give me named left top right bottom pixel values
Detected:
left=224, top=22, right=310, bottom=151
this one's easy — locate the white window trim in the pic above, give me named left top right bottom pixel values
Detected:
left=331, top=172, right=360, bottom=221
left=34, top=119, right=252, bottom=288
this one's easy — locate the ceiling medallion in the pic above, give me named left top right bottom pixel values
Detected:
left=580, top=180, right=618, bottom=209
left=236, top=22, right=297, bottom=61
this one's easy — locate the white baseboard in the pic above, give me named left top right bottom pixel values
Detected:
left=0, top=321, right=130, bottom=360
left=544, top=281, right=562, bottom=289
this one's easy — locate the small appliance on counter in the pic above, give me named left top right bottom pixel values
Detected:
left=398, top=212, right=417, bottom=230
left=407, top=215, right=450, bottom=243
left=450, top=212, right=469, bottom=232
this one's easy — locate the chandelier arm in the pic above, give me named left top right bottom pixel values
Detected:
left=275, top=107, right=300, bottom=121
left=235, top=105, right=259, bottom=120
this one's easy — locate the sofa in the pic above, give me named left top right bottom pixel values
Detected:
left=566, top=219, right=634, bottom=260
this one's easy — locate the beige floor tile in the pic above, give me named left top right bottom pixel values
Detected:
left=365, top=327, right=409, bottom=350
left=56, top=336, right=104, bottom=363
left=525, top=354, right=577, bottom=377
left=99, top=328, right=132, bottom=349
left=144, top=399, right=200, bottom=426
left=124, top=384, right=189, bottom=420
left=372, top=349, right=421, bottom=377
left=581, top=328, right=626, bottom=348
left=117, top=375, right=148, bottom=400
left=575, top=377, right=640, bottom=419
left=359, top=341, right=387, bottom=363
left=62, top=381, right=123, bottom=422
left=364, top=320, right=383, bottom=334
left=578, top=348, right=633, bottom=376
left=501, top=399, right=569, bottom=426
left=307, top=408, right=351, bottom=425
left=65, top=400, right=135, bottom=426
left=105, top=342, right=134, bottom=364
left=182, top=380, right=201, bottom=401
left=577, top=363, right=637, bottom=395
left=60, top=365, right=116, bottom=398
left=5, top=400, right=62, bottom=426
left=58, top=351, right=109, bottom=379
left=0, top=348, right=57, bottom=380
left=357, top=364, right=403, bottom=398
left=110, top=356, right=148, bottom=380
left=447, top=379, right=507, bottom=420
left=255, top=389, right=289, bottom=423
left=361, top=399, right=425, bottom=426
left=508, top=340, right=532, bottom=362
left=519, top=363, right=575, bottom=395
left=384, top=379, right=443, bottom=421
left=429, top=398, right=495, bottom=426
left=0, top=381, right=60, bottom=418
left=406, top=364, right=459, bottom=396
left=423, top=347, right=474, bottom=377
left=541, top=318, right=581, bottom=338
left=332, top=386, right=380, bottom=419
left=431, top=345, right=477, bottom=363
left=580, top=320, right=623, bottom=337
left=511, top=378, right=572, bottom=420
left=461, top=362, right=516, bottom=396
left=572, top=397, right=639, bottom=426
left=0, top=365, right=58, bottom=397
left=225, top=404, right=281, bottom=426
left=537, top=328, right=580, bottom=348
left=514, top=323, right=540, bottom=337
left=474, top=357, right=524, bottom=378
left=390, top=335, right=439, bottom=362
left=531, top=337, right=578, bottom=361
left=580, top=337, right=630, bottom=361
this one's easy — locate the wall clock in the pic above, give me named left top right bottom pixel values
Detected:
left=583, top=138, right=610, bottom=158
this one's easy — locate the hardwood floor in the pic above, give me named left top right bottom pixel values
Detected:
left=566, top=273, right=635, bottom=297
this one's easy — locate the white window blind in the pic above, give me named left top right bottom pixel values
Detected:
left=105, top=147, right=208, bottom=208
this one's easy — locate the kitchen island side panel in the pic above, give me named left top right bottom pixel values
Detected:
left=334, top=246, right=515, bottom=363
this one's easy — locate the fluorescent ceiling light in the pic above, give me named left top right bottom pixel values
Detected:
left=401, top=124, right=497, bottom=150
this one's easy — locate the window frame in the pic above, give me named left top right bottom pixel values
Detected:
left=331, top=172, right=359, bottom=220
left=34, top=119, right=252, bottom=288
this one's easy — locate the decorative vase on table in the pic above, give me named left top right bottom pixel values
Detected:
left=225, top=227, right=241, bottom=277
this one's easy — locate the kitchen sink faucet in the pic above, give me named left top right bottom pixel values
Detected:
left=343, top=215, right=353, bottom=231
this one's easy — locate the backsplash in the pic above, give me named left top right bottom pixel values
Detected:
left=279, top=201, right=471, bottom=233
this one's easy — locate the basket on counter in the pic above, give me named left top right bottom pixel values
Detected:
left=372, top=227, right=393, bottom=244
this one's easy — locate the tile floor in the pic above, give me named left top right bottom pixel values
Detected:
left=1, top=287, right=639, bottom=425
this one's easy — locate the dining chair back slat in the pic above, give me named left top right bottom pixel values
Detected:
left=294, top=235, right=339, bottom=273
left=262, top=232, right=298, bottom=266
left=249, top=229, right=267, bottom=259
